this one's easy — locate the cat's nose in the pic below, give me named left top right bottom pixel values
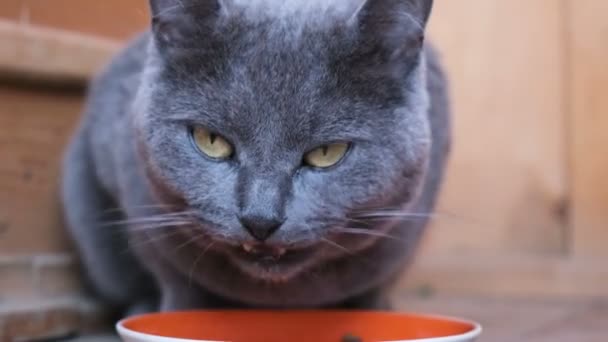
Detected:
left=239, top=215, right=284, bottom=242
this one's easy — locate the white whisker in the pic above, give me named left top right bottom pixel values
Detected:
left=126, top=221, right=193, bottom=232
left=122, top=229, right=183, bottom=253
left=189, top=241, right=215, bottom=288
left=101, top=211, right=196, bottom=227
left=331, top=227, right=406, bottom=242
left=321, top=237, right=353, bottom=255
left=174, top=234, right=204, bottom=253
left=355, top=212, right=437, bottom=219
left=102, top=204, right=178, bottom=214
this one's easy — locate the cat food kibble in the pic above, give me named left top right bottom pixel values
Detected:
left=341, top=333, right=363, bottom=342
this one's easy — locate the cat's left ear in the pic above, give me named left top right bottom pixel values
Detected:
left=149, top=0, right=227, bottom=48
left=350, top=0, right=434, bottom=66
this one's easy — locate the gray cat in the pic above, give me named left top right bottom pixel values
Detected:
left=61, top=0, right=450, bottom=315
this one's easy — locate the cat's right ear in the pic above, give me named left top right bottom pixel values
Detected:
left=149, top=0, right=227, bottom=49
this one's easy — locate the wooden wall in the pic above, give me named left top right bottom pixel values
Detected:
left=1, top=0, right=607, bottom=299
left=411, top=0, right=608, bottom=297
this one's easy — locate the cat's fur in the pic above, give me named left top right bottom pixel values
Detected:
left=61, top=0, right=450, bottom=315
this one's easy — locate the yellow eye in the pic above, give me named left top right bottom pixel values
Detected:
left=304, top=143, right=349, bottom=168
left=192, top=127, right=233, bottom=160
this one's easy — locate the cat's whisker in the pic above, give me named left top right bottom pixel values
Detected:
left=330, top=227, right=406, bottom=242
left=155, top=4, right=186, bottom=17
left=101, top=212, right=197, bottom=227
left=189, top=241, right=215, bottom=288
left=321, top=237, right=353, bottom=255
left=126, top=221, right=194, bottom=232
left=342, top=217, right=370, bottom=225
left=349, top=209, right=496, bottom=234
left=121, top=229, right=184, bottom=254
left=173, top=234, right=205, bottom=253
left=320, top=237, right=380, bottom=271
left=103, top=219, right=191, bottom=229
left=108, top=221, right=193, bottom=238
left=352, top=210, right=479, bottom=224
left=101, top=204, right=179, bottom=214
left=354, top=212, right=437, bottom=219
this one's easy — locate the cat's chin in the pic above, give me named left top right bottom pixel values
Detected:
left=223, top=244, right=318, bottom=283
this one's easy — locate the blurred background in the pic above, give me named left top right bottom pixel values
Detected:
left=0, top=0, right=606, bottom=341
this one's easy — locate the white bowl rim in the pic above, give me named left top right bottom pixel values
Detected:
left=116, top=311, right=482, bottom=342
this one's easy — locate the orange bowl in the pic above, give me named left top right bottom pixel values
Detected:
left=117, top=311, right=481, bottom=342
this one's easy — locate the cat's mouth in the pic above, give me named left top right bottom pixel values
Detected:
left=235, top=243, right=314, bottom=265
left=241, top=243, right=286, bottom=257
left=225, top=243, right=316, bottom=281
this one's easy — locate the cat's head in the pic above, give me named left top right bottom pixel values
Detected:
left=135, top=0, right=434, bottom=281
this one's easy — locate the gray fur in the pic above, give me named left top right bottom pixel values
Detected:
left=61, top=0, right=449, bottom=314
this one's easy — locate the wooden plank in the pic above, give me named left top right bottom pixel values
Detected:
left=394, top=295, right=606, bottom=342
left=425, top=0, right=568, bottom=255
left=0, top=297, right=108, bottom=341
left=568, top=0, right=608, bottom=257
left=522, top=305, right=608, bottom=342
left=0, top=20, right=120, bottom=85
left=400, top=254, right=608, bottom=298
left=0, top=0, right=149, bottom=40
left=0, top=86, right=81, bottom=254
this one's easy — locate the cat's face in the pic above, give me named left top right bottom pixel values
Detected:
left=135, top=0, right=433, bottom=281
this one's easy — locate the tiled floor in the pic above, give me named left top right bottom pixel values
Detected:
left=72, top=295, right=608, bottom=341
